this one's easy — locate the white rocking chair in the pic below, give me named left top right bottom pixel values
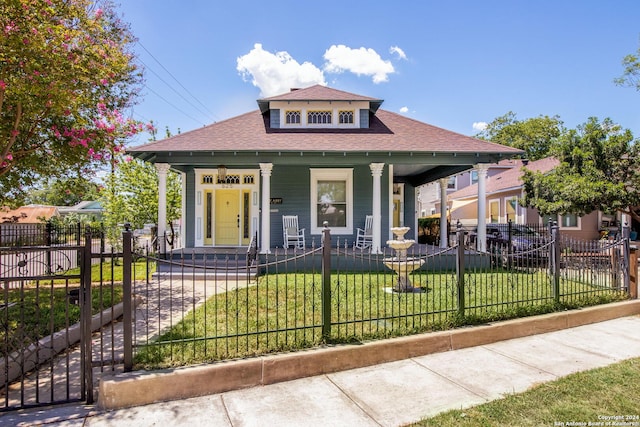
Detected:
left=355, top=215, right=373, bottom=249
left=283, top=215, right=305, bottom=249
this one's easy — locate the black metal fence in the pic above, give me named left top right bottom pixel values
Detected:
left=125, top=223, right=632, bottom=369
left=0, top=224, right=125, bottom=411
left=0, top=220, right=633, bottom=410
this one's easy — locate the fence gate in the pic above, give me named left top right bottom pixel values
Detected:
left=0, top=226, right=119, bottom=411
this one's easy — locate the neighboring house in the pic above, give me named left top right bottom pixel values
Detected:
left=58, top=200, right=103, bottom=221
left=417, top=159, right=520, bottom=217
left=0, top=205, right=60, bottom=245
left=0, top=205, right=59, bottom=224
left=443, top=157, right=619, bottom=240
left=128, top=85, right=521, bottom=252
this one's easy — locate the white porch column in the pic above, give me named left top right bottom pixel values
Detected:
left=155, top=163, right=170, bottom=253
left=370, top=163, right=385, bottom=254
left=259, top=163, right=273, bottom=254
left=476, top=164, right=489, bottom=252
left=439, top=178, right=448, bottom=248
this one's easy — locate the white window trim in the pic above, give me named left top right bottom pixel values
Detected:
left=488, top=198, right=500, bottom=223
left=471, top=170, right=479, bottom=184
left=558, top=213, right=581, bottom=229
left=504, top=196, right=521, bottom=223
left=447, top=176, right=457, bottom=190
left=310, top=168, right=353, bottom=235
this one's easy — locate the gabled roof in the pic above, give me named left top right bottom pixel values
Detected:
left=257, top=85, right=383, bottom=113
left=448, top=157, right=560, bottom=200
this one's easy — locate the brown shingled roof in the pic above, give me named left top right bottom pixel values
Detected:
left=129, top=108, right=522, bottom=156
left=260, top=84, right=380, bottom=102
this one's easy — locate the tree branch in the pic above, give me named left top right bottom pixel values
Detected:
left=3, top=102, right=22, bottom=160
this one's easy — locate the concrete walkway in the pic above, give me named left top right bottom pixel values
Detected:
left=4, top=314, right=640, bottom=427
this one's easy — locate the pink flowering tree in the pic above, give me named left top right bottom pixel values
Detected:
left=0, top=0, right=144, bottom=205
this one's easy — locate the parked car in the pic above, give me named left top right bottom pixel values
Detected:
left=471, top=223, right=549, bottom=267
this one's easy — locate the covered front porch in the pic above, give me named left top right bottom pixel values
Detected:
left=152, top=160, right=499, bottom=255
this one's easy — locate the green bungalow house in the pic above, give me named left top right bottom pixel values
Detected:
left=128, top=85, right=522, bottom=253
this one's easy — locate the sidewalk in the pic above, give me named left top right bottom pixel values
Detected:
left=4, top=315, right=640, bottom=427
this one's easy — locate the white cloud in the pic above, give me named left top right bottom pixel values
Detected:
left=236, top=43, right=326, bottom=97
left=323, top=45, right=395, bottom=84
left=472, top=121, right=488, bottom=131
left=399, top=106, right=409, bottom=114
left=389, top=46, right=407, bottom=60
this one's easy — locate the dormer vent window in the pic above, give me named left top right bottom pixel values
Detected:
left=338, top=110, right=354, bottom=124
left=308, top=110, right=332, bottom=124
left=286, top=110, right=301, bottom=124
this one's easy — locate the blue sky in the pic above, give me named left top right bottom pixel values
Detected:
left=117, top=1, right=640, bottom=145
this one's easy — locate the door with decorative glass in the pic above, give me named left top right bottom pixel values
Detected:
left=215, top=189, right=240, bottom=245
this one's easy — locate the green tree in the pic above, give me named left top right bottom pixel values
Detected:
left=99, top=156, right=181, bottom=245
left=614, top=44, right=640, bottom=91
left=476, top=112, right=565, bottom=161
left=0, top=0, right=143, bottom=205
left=522, top=117, right=640, bottom=220
left=27, top=174, right=100, bottom=206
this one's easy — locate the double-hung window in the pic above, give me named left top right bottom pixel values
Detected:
left=310, top=169, right=353, bottom=234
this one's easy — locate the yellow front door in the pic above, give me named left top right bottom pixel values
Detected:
left=215, top=190, right=240, bottom=245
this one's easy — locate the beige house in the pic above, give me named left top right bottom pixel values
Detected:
left=442, top=157, right=619, bottom=240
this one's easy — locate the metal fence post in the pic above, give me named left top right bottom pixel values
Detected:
left=122, top=224, right=133, bottom=371
left=45, top=221, right=53, bottom=274
left=551, top=222, right=561, bottom=304
left=629, top=246, right=638, bottom=299
left=456, top=223, right=465, bottom=317
left=506, top=219, right=513, bottom=270
left=81, top=229, right=94, bottom=404
left=321, top=222, right=332, bottom=341
left=622, top=223, right=631, bottom=294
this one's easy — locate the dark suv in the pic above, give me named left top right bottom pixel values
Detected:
left=475, top=223, right=549, bottom=267
left=485, top=223, right=546, bottom=250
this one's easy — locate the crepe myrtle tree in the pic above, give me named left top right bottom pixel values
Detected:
left=0, top=0, right=144, bottom=205
left=522, top=117, right=640, bottom=222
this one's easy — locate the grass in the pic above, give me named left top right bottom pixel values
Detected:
left=0, top=257, right=143, bottom=355
left=55, top=259, right=154, bottom=284
left=1, top=282, right=123, bottom=355
left=412, top=357, right=640, bottom=427
left=133, top=270, right=628, bottom=368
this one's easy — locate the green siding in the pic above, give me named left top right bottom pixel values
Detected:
left=268, top=165, right=389, bottom=248
left=403, top=183, right=417, bottom=239
left=270, top=166, right=311, bottom=247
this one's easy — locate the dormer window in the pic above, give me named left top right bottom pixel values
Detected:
left=338, top=110, right=354, bottom=124
left=286, top=110, right=301, bottom=124
left=308, top=110, right=332, bottom=124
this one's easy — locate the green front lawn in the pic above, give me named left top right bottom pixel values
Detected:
left=134, top=271, right=627, bottom=368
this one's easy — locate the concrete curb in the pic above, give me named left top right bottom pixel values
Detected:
left=97, top=300, right=640, bottom=410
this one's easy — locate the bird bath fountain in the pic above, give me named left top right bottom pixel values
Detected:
left=383, top=227, right=425, bottom=293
